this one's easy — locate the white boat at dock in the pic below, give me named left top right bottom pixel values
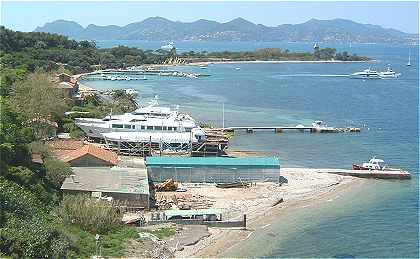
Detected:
left=75, top=98, right=206, bottom=143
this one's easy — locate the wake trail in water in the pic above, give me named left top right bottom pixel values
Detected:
left=275, top=74, right=350, bottom=77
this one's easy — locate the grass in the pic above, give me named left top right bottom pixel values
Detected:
left=145, top=226, right=177, bottom=239
left=65, top=225, right=139, bottom=258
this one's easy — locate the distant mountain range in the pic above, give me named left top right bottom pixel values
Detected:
left=34, top=17, right=417, bottom=43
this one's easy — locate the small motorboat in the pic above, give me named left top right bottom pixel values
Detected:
left=353, top=157, right=386, bottom=170
left=379, top=65, right=401, bottom=79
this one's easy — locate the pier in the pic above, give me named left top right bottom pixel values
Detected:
left=219, top=126, right=361, bottom=133
left=79, top=69, right=210, bottom=81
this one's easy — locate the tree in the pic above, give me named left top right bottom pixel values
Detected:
left=111, top=90, right=138, bottom=113
left=43, top=158, right=72, bottom=189
left=11, top=71, right=70, bottom=139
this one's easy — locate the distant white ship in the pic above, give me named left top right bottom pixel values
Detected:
left=350, top=66, right=401, bottom=79
left=161, top=41, right=175, bottom=50
left=350, top=68, right=381, bottom=79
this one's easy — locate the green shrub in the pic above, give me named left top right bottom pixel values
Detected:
left=58, top=195, right=123, bottom=234
left=146, top=227, right=176, bottom=239
left=43, top=158, right=72, bottom=189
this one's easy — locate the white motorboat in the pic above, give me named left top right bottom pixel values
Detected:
left=353, top=157, right=386, bottom=170
left=350, top=68, right=381, bottom=79
left=379, top=66, right=401, bottom=79
left=311, top=120, right=335, bottom=132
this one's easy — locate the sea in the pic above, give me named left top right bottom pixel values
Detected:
left=84, top=41, right=419, bottom=258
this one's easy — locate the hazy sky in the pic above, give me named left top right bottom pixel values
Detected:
left=1, top=1, right=419, bottom=33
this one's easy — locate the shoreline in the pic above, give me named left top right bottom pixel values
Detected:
left=174, top=168, right=364, bottom=258
left=184, top=59, right=372, bottom=66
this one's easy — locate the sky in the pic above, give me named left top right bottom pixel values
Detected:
left=1, top=1, right=419, bottom=34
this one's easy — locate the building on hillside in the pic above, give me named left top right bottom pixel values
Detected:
left=56, top=144, right=119, bottom=167
left=61, top=167, right=150, bottom=208
left=57, top=81, right=78, bottom=98
left=146, top=156, right=280, bottom=183
left=57, top=73, right=72, bottom=83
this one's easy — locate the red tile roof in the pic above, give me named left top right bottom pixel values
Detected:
left=57, top=144, right=119, bottom=165
left=47, top=140, right=84, bottom=150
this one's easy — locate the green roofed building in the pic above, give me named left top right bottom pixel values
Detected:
left=146, top=156, right=280, bottom=183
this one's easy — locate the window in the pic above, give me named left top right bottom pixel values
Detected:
left=173, top=127, right=178, bottom=131
left=168, top=126, right=173, bottom=131
left=155, top=126, right=162, bottom=130
left=112, top=124, right=123, bottom=128
left=163, top=126, right=167, bottom=130
left=124, top=124, right=132, bottom=129
left=140, top=125, right=145, bottom=130
left=185, top=127, right=192, bottom=132
left=147, top=126, right=154, bottom=130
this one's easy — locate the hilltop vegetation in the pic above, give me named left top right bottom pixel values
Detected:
left=35, top=17, right=416, bottom=43
left=180, top=47, right=369, bottom=62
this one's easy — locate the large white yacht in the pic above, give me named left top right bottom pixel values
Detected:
left=75, top=99, right=206, bottom=143
left=350, top=68, right=381, bottom=79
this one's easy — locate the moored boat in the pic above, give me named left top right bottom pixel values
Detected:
left=353, top=157, right=386, bottom=170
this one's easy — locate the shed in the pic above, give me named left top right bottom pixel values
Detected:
left=61, top=167, right=150, bottom=208
left=56, top=144, right=119, bottom=167
left=146, top=156, right=280, bottom=183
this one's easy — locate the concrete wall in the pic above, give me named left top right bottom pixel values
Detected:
left=63, top=190, right=149, bottom=209
left=103, top=192, right=149, bottom=208
left=70, top=154, right=113, bottom=167
left=148, top=219, right=245, bottom=228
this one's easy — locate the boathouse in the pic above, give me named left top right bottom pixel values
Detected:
left=61, top=167, right=150, bottom=209
left=146, top=156, right=280, bottom=183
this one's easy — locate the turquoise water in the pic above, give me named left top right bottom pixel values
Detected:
left=84, top=42, right=419, bottom=257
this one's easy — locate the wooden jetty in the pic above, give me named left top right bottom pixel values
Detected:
left=316, top=169, right=411, bottom=180
left=219, top=126, right=361, bottom=134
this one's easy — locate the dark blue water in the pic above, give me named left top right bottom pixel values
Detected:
left=84, top=41, right=419, bottom=258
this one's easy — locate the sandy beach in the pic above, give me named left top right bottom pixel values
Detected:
left=172, top=168, right=364, bottom=258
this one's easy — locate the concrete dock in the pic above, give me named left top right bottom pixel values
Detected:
left=316, top=169, right=411, bottom=180
left=219, top=126, right=361, bottom=133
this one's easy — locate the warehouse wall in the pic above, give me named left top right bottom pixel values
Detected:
left=147, top=166, right=279, bottom=183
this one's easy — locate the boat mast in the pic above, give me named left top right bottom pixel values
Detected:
left=222, top=103, right=225, bottom=129
left=408, top=48, right=411, bottom=66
